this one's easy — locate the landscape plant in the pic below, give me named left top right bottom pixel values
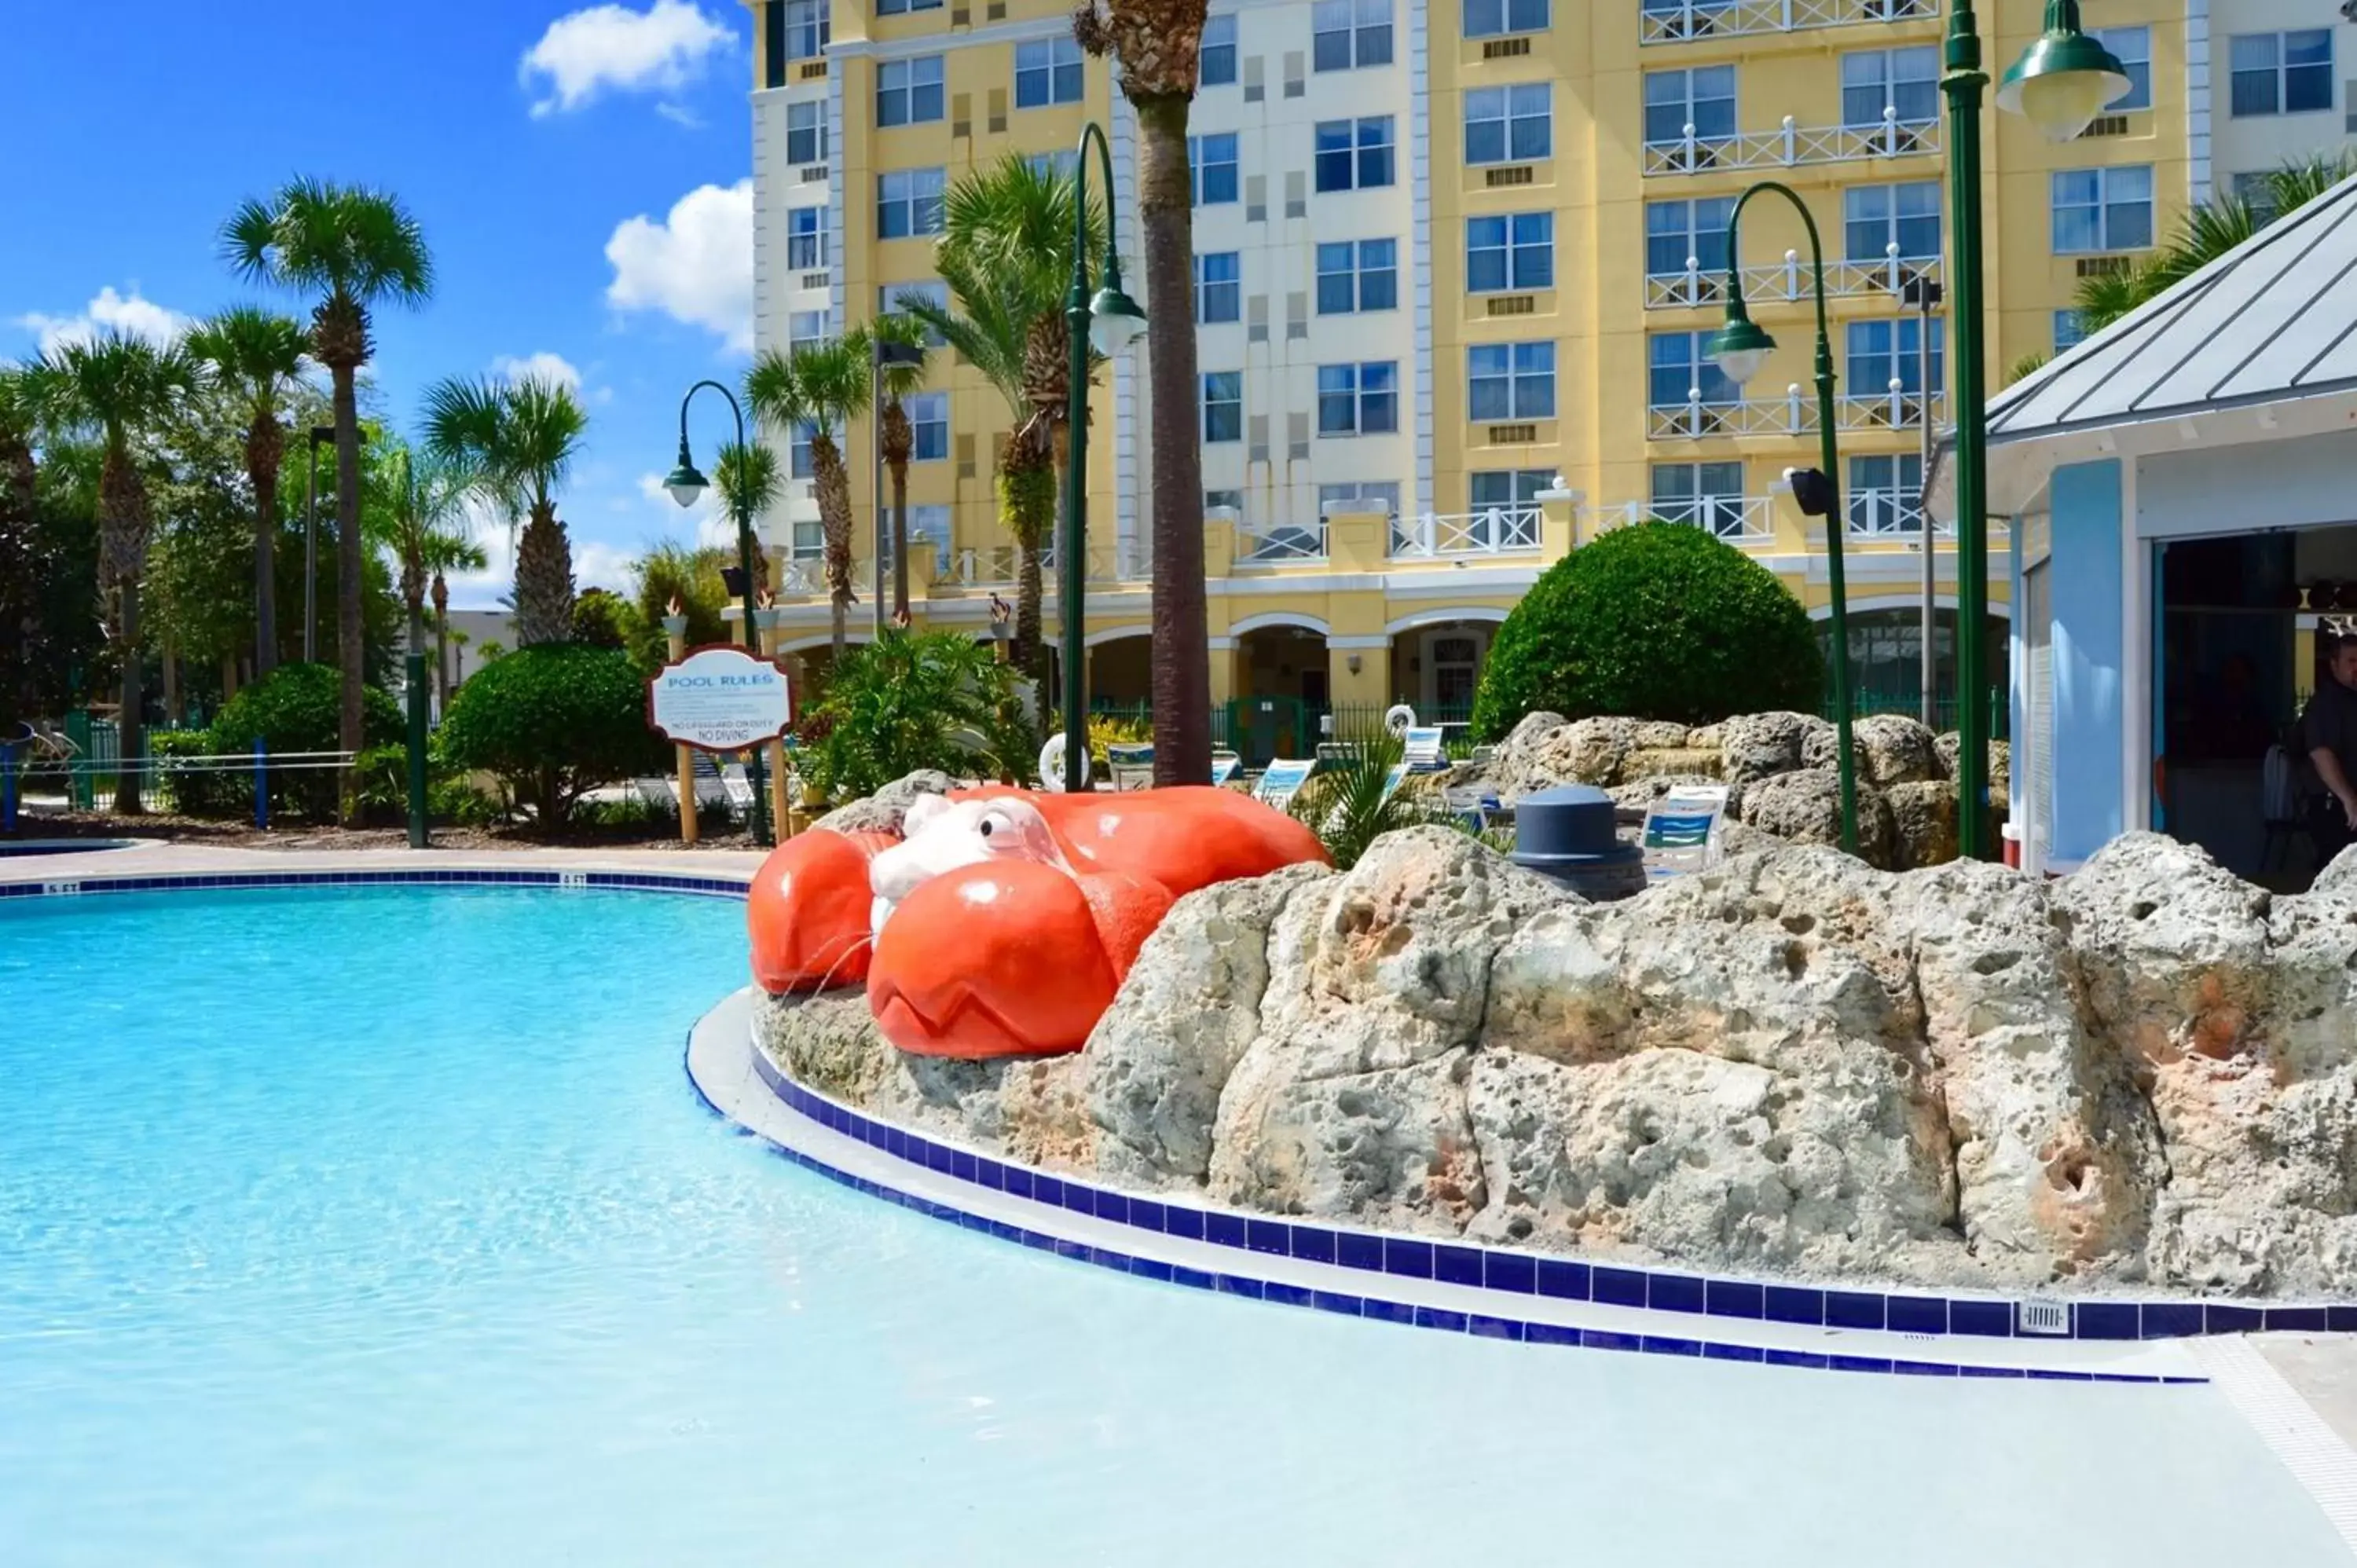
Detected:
left=185, top=307, right=309, bottom=677
left=207, top=661, right=401, bottom=819
left=1286, top=726, right=1435, bottom=871
left=800, top=628, right=1032, bottom=802
left=420, top=372, right=588, bottom=647
left=434, top=643, right=665, bottom=833
left=1470, top=521, right=1822, bottom=738
left=746, top=335, right=871, bottom=661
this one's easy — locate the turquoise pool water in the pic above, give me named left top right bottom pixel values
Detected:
left=1, top=884, right=2346, bottom=1566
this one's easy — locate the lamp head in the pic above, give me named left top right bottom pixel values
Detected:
left=1709, top=306, right=1777, bottom=388
left=1996, top=0, right=2132, bottom=142
left=664, top=435, right=709, bottom=509
left=1086, top=278, right=1149, bottom=354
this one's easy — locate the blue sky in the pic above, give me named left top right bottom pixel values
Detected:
left=0, top=0, right=760, bottom=607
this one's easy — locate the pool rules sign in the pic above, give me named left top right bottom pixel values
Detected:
left=646, top=647, right=793, bottom=752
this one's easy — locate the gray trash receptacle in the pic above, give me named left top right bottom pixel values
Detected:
left=1510, top=784, right=1648, bottom=901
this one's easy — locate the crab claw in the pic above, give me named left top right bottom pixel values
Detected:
left=747, top=828, right=899, bottom=994
left=868, top=860, right=1136, bottom=1059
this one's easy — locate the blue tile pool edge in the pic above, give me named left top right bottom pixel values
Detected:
left=724, top=1025, right=2238, bottom=1385
left=0, top=866, right=753, bottom=903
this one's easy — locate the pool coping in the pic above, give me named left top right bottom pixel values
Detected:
left=689, top=985, right=2241, bottom=1385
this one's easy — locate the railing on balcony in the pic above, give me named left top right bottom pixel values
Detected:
left=1236, top=522, right=1329, bottom=563
left=1587, top=496, right=1776, bottom=544
left=1644, top=111, right=1937, bottom=176
left=1645, top=249, right=1941, bottom=310
left=929, top=542, right=1150, bottom=588
left=1846, top=487, right=1953, bottom=537
left=1640, top=0, right=1933, bottom=45
left=1388, top=507, right=1544, bottom=559
left=772, top=557, right=873, bottom=598
left=1648, top=383, right=1944, bottom=438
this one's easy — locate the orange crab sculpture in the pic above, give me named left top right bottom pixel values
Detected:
left=747, top=786, right=1329, bottom=1059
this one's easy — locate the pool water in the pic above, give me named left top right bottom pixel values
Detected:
left=0, top=885, right=2345, bottom=1566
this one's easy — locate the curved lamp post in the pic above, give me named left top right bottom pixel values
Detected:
left=1058, top=120, right=1149, bottom=793
left=663, top=379, right=775, bottom=848
left=1708, top=181, right=1860, bottom=855
left=1947, top=0, right=2126, bottom=857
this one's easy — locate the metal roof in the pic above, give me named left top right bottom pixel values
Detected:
left=1984, top=170, right=2357, bottom=443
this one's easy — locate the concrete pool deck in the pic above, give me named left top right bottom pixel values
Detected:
left=10, top=838, right=2357, bottom=1555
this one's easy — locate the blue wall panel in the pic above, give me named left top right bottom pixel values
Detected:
left=2050, top=460, right=2124, bottom=862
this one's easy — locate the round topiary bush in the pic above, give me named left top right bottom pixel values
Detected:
left=1470, top=522, right=1824, bottom=740
left=438, top=644, right=667, bottom=832
left=207, top=662, right=403, bottom=819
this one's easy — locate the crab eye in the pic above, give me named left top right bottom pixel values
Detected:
left=978, top=819, right=994, bottom=838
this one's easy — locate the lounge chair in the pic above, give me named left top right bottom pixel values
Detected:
left=1402, top=726, right=1448, bottom=772
left=1106, top=742, right=1157, bottom=793
left=1210, top=749, right=1241, bottom=787
left=1253, top=758, right=1316, bottom=812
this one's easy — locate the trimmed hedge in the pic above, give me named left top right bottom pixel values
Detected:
left=1470, top=522, right=1823, bottom=739
left=438, top=643, right=666, bottom=832
left=206, top=663, right=402, bottom=820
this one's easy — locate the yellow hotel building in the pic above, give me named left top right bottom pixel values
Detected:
left=739, top=0, right=2194, bottom=742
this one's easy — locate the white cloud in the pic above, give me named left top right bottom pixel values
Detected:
left=604, top=179, right=753, bottom=352
left=521, top=1, right=732, bottom=117
left=654, top=101, right=704, bottom=130
left=489, top=351, right=585, bottom=392
left=15, top=285, right=192, bottom=355
left=638, top=470, right=732, bottom=548
left=573, top=541, right=638, bottom=594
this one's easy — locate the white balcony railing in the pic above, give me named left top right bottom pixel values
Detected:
left=1644, top=111, right=1938, bottom=176
left=1846, top=488, right=1955, bottom=537
left=1389, top=506, right=1544, bottom=559
left=1640, top=0, right=1934, bottom=45
left=1645, top=249, right=1941, bottom=310
left=773, top=557, right=873, bottom=597
left=1236, top=522, right=1329, bottom=563
left=1648, top=383, right=1945, bottom=438
left=929, top=542, right=1150, bottom=588
left=1589, top=496, right=1778, bottom=543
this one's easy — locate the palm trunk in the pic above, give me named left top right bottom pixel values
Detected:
left=1136, top=93, right=1211, bottom=785
left=247, top=413, right=283, bottom=676
left=432, top=574, right=450, bottom=714
left=997, top=445, right=1055, bottom=680
left=812, top=434, right=855, bottom=661
left=512, top=499, right=577, bottom=647
left=891, top=457, right=912, bottom=620
left=332, top=358, right=365, bottom=826
left=98, top=443, right=150, bottom=815
left=115, top=578, right=144, bottom=815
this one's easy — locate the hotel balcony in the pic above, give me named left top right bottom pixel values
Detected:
left=1648, top=384, right=1945, bottom=438
left=1639, top=0, right=1935, bottom=45
left=1589, top=495, right=1780, bottom=544
left=1644, top=111, right=1937, bottom=177
left=1645, top=249, right=1941, bottom=310
left=927, top=543, right=1152, bottom=590
left=1387, top=507, right=1545, bottom=561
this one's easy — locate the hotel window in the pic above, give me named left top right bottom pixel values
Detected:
left=1651, top=462, right=1748, bottom=535
left=1469, top=470, right=1552, bottom=511
left=1015, top=37, right=1085, bottom=108
left=1025, top=150, right=1081, bottom=179
left=1313, top=0, right=1392, bottom=71
left=905, top=504, right=951, bottom=575
left=883, top=282, right=950, bottom=345
left=1202, top=372, right=1243, bottom=442
left=1468, top=342, right=1555, bottom=419
left=2092, top=27, right=2150, bottom=111
left=783, top=0, right=829, bottom=62
left=1648, top=332, right=1738, bottom=408
left=878, top=168, right=945, bottom=239
left=786, top=101, right=827, bottom=163
left=1464, top=83, right=1551, bottom=163
left=1319, top=480, right=1401, bottom=516
left=788, top=419, right=818, bottom=481
left=788, top=310, right=828, bottom=348
left=1189, top=134, right=1239, bottom=205
left=1315, top=239, right=1397, bottom=313
left=787, top=207, right=825, bottom=269
left=875, top=0, right=940, bottom=13
left=1467, top=213, right=1553, bottom=291
left=1848, top=453, right=1925, bottom=533
left=2232, top=170, right=2288, bottom=223
left=1317, top=361, right=1398, bottom=435
left=1843, top=182, right=1941, bottom=262
left=876, top=57, right=944, bottom=126
left=1197, top=253, right=1241, bottom=323
left=1841, top=46, right=1938, bottom=127
left=1199, top=15, right=1237, bottom=86
left=1846, top=317, right=1944, bottom=394
left=1643, top=66, right=1734, bottom=145
left=2230, top=31, right=2333, bottom=117
left=2053, top=310, right=2087, bottom=352
left=764, top=2, right=789, bottom=88
left=906, top=392, right=950, bottom=462
left=1463, top=0, right=1548, bottom=39
left=2051, top=166, right=2153, bottom=253
left=1644, top=197, right=1732, bottom=278
left=1314, top=116, right=1395, bottom=191
left=1204, top=488, right=1244, bottom=513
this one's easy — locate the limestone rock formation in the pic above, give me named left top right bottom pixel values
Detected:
left=813, top=770, right=955, bottom=835
left=1739, top=768, right=1894, bottom=867
left=1885, top=779, right=1959, bottom=870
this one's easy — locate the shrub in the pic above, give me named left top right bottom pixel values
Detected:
left=803, top=630, right=1029, bottom=802
left=1469, top=522, right=1822, bottom=739
left=1288, top=726, right=1440, bottom=870
left=570, top=588, right=635, bottom=653
left=437, top=644, right=668, bottom=832
left=152, top=730, right=249, bottom=819
left=207, top=663, right=402, bottom=820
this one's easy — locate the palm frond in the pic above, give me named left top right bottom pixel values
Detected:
left=185, top=307, right=310, bottom=412
left=871, top=312, right=932, bottom=402
left=744, top=350, right=810, bottom=433
left=715, top=440, right=783, bottom=521
left=219, top=177, right=434, bottom=310
left=783, top=330, right=875, bottom=439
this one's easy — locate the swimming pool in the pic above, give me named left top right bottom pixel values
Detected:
left=1, top=881, right=2346, bottom=1566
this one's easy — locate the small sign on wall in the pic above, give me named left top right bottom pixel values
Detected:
left=646, top=647, right=793, bottom=753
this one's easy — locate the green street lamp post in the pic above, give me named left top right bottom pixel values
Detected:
left=1058, top=121, right=1149, bottom=793
left=1709, top=181, right=1861, bottom=855
left=1947, top=0, right=2128, bottom=858
left=664, top=379, right=775, bottom=848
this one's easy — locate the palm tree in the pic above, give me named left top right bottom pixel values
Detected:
left=222, top=178, right=433, bottom=822
left=899, top=157, right=1105, bottom=681
left=716, top=438, right=783, bottom=599
left=377, top=442, right=485, bottom=701
left=420, top=373, right=589, bottom=646
left=0, top=365, right=42, bottom=728
left=27, top=332, right=200, bottom=813
left=1073, top=0, right=1214, bottom=786
left=185, top=308, right=309, bottom=679
left=747, top=334, right=873, bottom=660
left=871, top=313, right=930, bottom=621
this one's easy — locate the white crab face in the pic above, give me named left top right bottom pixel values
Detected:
left=868, top=796, right=1069, bottom=941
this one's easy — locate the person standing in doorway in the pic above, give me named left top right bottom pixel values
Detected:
left=2301, top=635, right=2357, bottom=868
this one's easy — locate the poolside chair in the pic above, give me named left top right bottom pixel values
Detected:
left=1210, top=749, right=1241, bottom=787
left=1105, top=742, right=1157, bottom=793
left=1402, top=727, right=1449, bottom=773
left=1253, top=758, right=1317, bottom=813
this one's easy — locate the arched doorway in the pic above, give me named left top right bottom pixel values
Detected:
left=1233, top=620, right=1329, bottom=763
left=1087, top=630, right=1153, bottom=710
